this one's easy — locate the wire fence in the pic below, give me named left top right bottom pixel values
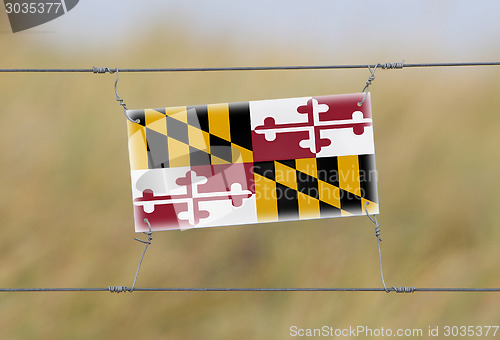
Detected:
left=1, top=60, right=499, bottom=294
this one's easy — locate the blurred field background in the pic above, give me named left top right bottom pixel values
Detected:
left=0, top=1, right=500, bottom=339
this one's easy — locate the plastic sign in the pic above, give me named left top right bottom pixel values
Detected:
left=126, top=93, right=378, bottom=232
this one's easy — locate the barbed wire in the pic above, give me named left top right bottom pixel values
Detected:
left=0, top=61, right=499, bottom=73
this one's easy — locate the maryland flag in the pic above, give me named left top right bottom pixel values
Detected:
left=126, top=93, right=378, bottom=232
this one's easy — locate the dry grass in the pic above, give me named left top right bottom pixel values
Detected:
left=0, top=20, right=499, bottom=339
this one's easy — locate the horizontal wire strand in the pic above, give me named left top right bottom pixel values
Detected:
left=0, top=287, right=499, bottom=293
left=0, top=62, right=499, bottom=73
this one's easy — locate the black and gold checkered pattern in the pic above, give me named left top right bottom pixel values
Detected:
left=127, top=103, right=253, bottom=170
left=253, top=155, right=378, bottom=222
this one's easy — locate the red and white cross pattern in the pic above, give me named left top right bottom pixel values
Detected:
left=250, top=93, right=374, bottom=162
left=131, top=163, right=256, bottom=232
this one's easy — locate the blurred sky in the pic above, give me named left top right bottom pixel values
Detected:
left=2, top=0, right=500, bottom=63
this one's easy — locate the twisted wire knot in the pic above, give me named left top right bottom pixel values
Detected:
left=391, top=286, right=416, bottom=293
left=374, top=222, right=382, bottom=242
left=380, top=61, right=404, bottom=69
left=108, top=286, right=129, bottom=293
left=134, top=218, right=153, bottom=245
left=362, top=73, right=376, bottom=92
left=358, top=64, right=378, bottom=106
left=92, top=67, right=116, bottom=74
left=365, top=202, right=382, bottom=242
